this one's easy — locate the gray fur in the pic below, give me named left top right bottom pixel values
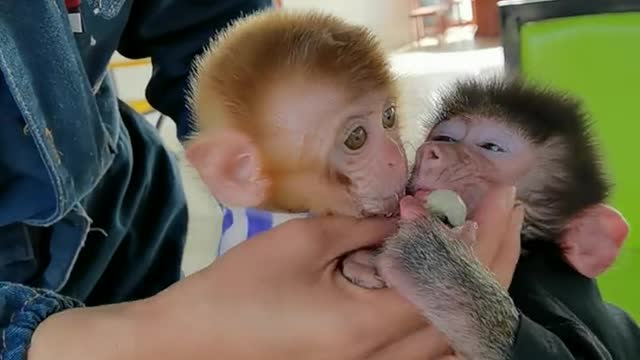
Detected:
left=378, top=216, right=519, bottom=360
left=342, top=76, right=608, bottom=358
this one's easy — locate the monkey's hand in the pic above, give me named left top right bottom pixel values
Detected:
left=377, top=194, right=519, bottom=360
left=342, top=248, right=387, bottom=289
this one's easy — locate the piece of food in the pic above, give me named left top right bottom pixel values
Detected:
left=425, top=189, right=467, bottom=227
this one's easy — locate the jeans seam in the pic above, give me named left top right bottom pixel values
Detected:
left=0, top=49, right=66, bottom=227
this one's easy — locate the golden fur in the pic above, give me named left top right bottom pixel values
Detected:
left=187, top=9, right=394, bottom=136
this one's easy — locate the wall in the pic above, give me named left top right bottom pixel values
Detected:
left=109, top=52, right=151, bottom=104
left=281, top=0, right=413, bottom=50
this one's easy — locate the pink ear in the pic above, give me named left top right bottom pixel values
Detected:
left=184, top=129, right=269, bottom=208
left=561, top=204, right=629, bottom=278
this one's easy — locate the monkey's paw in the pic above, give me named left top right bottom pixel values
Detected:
left=341, top=249, right=387, bottom=289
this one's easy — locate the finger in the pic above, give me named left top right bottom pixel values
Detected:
left=337, top=277, right=430, bottom=350
left=347, top=249, right=378, bottom=267
left=342, top=281, right=426, bottom=333
left=312, top=216, right=398, bottom=261
left=491, top=204, right=524, bottom=287
left=470, top=185, right=517, bottom=264
left=367, top=326, right=452, bottom=360
left=246, top=215, right=395, bottom=263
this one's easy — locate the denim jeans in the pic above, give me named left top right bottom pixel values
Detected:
left=0, top=0, right=270, bottom=358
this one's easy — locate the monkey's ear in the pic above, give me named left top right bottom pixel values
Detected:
left=561, top=204, right=629, bottom=278
left=184, top=128, right=269, bottom=208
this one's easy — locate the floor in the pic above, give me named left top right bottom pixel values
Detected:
left=148, top=29, right=505, bottom=276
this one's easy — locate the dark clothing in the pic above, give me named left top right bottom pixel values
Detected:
left=510, top=243, right=640, bottom=359
left=0, top=0, right=269, bottom=359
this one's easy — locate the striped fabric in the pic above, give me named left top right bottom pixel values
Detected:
left=217, top=206, right=310, bottom=256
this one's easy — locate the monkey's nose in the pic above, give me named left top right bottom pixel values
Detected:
left=414, top=145, right=445, bottom=178
left=421, top=146, right=442, bottom=165
left=426, top=148, right=440, bottom=160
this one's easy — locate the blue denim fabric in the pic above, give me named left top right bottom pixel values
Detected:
left=0, top=282, right=84, bottom=360
left=0, top=0, right=270, bottom=358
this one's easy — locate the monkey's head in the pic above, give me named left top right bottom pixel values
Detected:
left=409, top=76, right=628, bottom=278
left=185, top=10, right=408, bottom=217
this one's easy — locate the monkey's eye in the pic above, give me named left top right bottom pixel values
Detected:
left=479, top=142, right=505, bottom=152
left=382, top=106, right=396, bottom=129
left=432, top=135, right=456, bottom=143
left=344, top=126, right=368, bottom=150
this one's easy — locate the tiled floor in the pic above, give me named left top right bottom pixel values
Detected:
left=150, top=33, right=505, bottom=275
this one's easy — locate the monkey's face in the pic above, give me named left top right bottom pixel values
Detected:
left=261, top=80, right=409, bottom=217
left=409, top=116, right=534, bottom=218
left=327, top=94, right=409, bottom=217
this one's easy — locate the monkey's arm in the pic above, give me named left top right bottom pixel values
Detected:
left=378, top=216, right=519, bottom=360
left=378, top=220, right=640, bottom=360
left=116, top=0, right=272, bottom=140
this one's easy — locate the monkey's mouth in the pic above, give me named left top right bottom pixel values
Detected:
left=362, top=206, right=400, bottom=218
left=361, top=209, right=398, bottom=218
left=360, top=189, right=405, bottom=218
left=413, top=189, right=432, bottom=200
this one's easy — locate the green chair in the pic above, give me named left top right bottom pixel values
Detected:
left=498, top=0, right=640, bottom=321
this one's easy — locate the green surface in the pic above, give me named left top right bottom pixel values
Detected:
left=520, top=12, right=640, bottom=321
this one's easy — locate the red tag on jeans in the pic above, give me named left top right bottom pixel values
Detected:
left=64, top=0, right=83, bottom=33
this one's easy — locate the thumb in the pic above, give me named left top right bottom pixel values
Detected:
left=491, top=204, right=524, bottom=287
left=471, top=185, right=517, bottom=264
left=312, top=216, right=398, bottom=261
left=256, top=216, right=398, bottom=264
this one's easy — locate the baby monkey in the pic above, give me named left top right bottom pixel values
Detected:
left=373, top=76, right=630, bottom=360
left=185, top=9, right=409, bottom=253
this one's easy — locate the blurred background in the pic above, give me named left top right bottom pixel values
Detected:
left=108, top=0, right=639, bottom=319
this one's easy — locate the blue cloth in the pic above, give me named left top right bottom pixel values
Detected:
left=0, top=0, right=270, bottom=358
left=217, top=207, right=308, bottom=256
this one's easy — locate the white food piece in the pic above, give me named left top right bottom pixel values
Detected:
left=425, top=189, right=467, bottom=227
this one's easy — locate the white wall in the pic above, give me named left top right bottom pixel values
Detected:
left=109, top=52, right=151, bottom=103
left=281, top=0, right=413, bottom=50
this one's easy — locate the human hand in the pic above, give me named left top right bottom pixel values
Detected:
left=468, top=185, right=524, bottom=288
left=29, top=215, right=455, bottom=360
